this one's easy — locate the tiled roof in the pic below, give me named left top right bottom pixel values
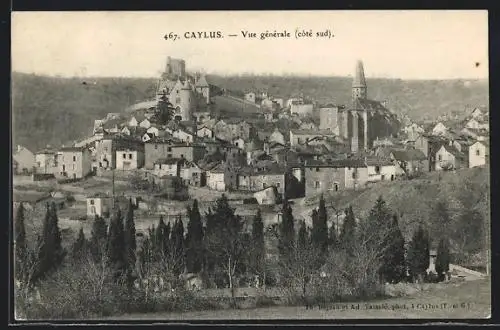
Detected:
left=391, top=149, right=427, bottom=161
left=304, top=158, right=367, bottom=168
left=290, top=129, right=335, bottom=136
left=154, top=157, right=184, bottom=165
left=59, top=146, right=87, bottom=152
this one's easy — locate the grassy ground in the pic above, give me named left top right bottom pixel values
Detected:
left=111, top=278, right=490, bottom=320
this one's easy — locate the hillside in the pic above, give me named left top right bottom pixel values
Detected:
left=12, top=72, right=489, bottom=151
left=299, top=166, right=490, bottom=266
left=207, top=74, right=489, bottom=121
left=12, top=72, right=156, bottom=151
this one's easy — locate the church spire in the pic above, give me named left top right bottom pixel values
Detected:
left=352, top=60, right=367, bottom=100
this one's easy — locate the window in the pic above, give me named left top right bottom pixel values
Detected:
left=129, top=153, right=133, bottom=159
left=154, top=144, right=158, bottom=150
left=72, top=164, right=75, bottom=170
left=316, top=167, right=320, bottom=172
left=375, top=166, right=380, bottom=174
left=352, top=171, right=357, bottom=179
left=104, top=147, right=108, bottom=152
left=90, top=206, right=96, bottom=214
left=123, top=153, right=126, bottom=159
left=168, top=154, right=172, bottom=158
left=315, top=181, right=320, bottom=188
left=476, top=149, right=480, bottom=156
left=263, top=183, right=267, bottom=189
left=90, top=199, right=95, bottom=205
left=276, top=182, right=280, bottom=188
left=438, top=155, right=442, bottom=161
left=73, top=156, right=76, bottom=162
left=167, top=147, right=172, bottom=152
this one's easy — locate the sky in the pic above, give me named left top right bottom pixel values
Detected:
left=12, top=10, right=488, bottom=80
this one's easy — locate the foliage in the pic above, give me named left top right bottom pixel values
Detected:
left=71, top=227, right=88, bottom=264
left=155, top=92, right=174, bottom=125
left=204, top=195, right=248, bottom=298
left=407, top=225, right=430, bottom=283
left=185, top=199, right=204, bottom=273
left=339, top=206, right=356, bottom=256
left=312, top=194, right=329, bottom=257
left=15, top=203, right=27, bottom=283
left=278, top=199, right=295, bottom=265
left=123, top=199, right=137, bottom=285
left=435, top=237, right=451, bottom=278
left=90, top=216, right=108, bottom=263
left=383, top=215, right=406, bottom=283
left=34, top=203, right=66, bottom=283
left=106, top=207, right=126, bottom=279
left=249, top=209, right=265, bottom=281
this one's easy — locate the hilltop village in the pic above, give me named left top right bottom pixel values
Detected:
left=13, top=56, right=490, bottom=229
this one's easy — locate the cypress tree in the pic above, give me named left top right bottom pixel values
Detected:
left=107, top=207, right=126, bottom=277
left=172, top=217, right=185, bottom=276
left=297, top=220, right=308, bottom=250
left=407, top=225, right=430, bottom=283
left=316, top=194, right=329, bottom=253
left=123, top=199, right=137, bottom=285
left=185, top=199, right=204, bottom=273
left=339, top=206, right=356, bottom=256
left=435, top=237, right=451, bottom=280
left=251, top=209, right=265, bottom=277
left=71, top=227, right=88, bottom=263
left=90, top=215, right=108, bottom=263
left=383, top=215, right=406, bottom=283
left=15, top=203, right=27, bottom=283
left=328, top=222, right=337, bottom=249
left=49, top=202, right=65, bottom=268
left=366, top=196, right=394, bottom=282
left=279, top=198, right=295, bottom=262
left=155, top=215, right=167, bottom=259
left=310, top=208, right=319, bottom=245
left=35, top=203, right=65, bottom=282
left=204, top=194, right=245, bottom=296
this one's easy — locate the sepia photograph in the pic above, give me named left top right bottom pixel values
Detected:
left=11, top=10, right=490, bottom=321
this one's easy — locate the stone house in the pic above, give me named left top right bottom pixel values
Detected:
left=56, top=146, right=92, bottom=179
left=390, top=149, right=428, bottom=175
left=115, top=145, right=145, bottom=170
left=179, top=160, right=206, bottom=187
left=86, top=192, right=112, bottom=218
left=206, top=162, right=226, bottom=191
left=468, top=141, right=488, bottom=168
left=304, top=158, right=368, bottom=196
left=153, top=157, right=183, bottom=177
left=13, top=145, right=35, bottom=175
left=434, top=145, right=466, bottom=171
left=35, top=147, right=58, bottom=174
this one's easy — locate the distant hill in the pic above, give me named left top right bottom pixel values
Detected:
left=12, top=72, right=156, bottom=152
left=207, top=74, right=489, bottom=122
left=12, top=72, right=489, bottom=152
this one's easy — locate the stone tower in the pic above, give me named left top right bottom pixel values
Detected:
left=352, top=60, right=367, bottom=101
left=350, top=60, right=368, bottom=154
left=179, top=80, right=194, bottom=121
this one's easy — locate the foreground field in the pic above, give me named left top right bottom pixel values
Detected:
left=111, top=278, right=490, bottom=320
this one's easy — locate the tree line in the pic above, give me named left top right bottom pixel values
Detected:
left=14, top=193, right=451, bottom=317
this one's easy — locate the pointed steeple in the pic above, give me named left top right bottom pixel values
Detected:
left=352, top=60, right=366, bottom=88
left=352, top=60, right=367, bottom=100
